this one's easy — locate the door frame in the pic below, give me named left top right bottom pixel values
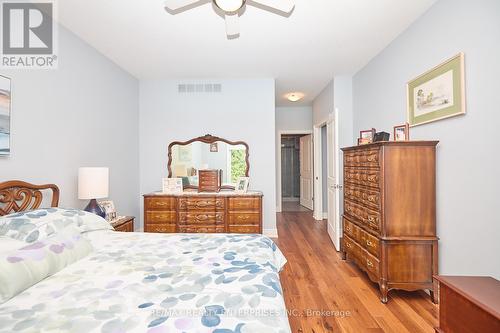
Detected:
left=277, top=130, right=313, bottom=213
left=313, top=108, right=341, bottom=221
left=313, top=123, right=326, bottom=221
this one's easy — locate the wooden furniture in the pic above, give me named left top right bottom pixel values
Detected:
left=143, top=191, right=263, bottom=234
left=198, top=169, right=222, bottom=192
left=341, top=141, right=439, bottom=303
left=434, top=276, right=500, bottom=333
left=168, top=134, right=249, bottom=190
left=0, top=180, right=59, bottom=215
left=111, top=216, right=135, bottom=232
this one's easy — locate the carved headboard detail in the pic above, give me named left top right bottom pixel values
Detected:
left=0, top=180, right=60, bottom=216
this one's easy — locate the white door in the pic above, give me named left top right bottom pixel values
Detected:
left=299, top=134, right=313, bottom=210
left=327, top=113, right=341, bottom=250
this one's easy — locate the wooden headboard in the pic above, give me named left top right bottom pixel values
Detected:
left=0, top=180, right=60, bottom=216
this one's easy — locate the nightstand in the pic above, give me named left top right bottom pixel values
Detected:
left=110, top=216, right=135, bottom=232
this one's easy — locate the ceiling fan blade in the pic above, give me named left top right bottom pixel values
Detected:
left=225, top=14, right=240, bottom=38
left=164, top=0, right=203, bottom=11
left=249, top=0, right=295, bottom=14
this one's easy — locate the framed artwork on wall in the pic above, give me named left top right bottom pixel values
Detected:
left=0, top=75, right=11, bottom=156
left=407, top=53, right=466, bottom=127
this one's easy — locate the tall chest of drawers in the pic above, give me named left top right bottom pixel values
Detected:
left=143, top=191, right=263, bottom=234
left=341, top=141, right=439, bottom=303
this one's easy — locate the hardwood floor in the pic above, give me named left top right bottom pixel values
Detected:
left=275, top=211, right=438, bottom=333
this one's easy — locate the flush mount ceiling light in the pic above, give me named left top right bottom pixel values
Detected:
left=165, top=0, right=295, bottom=39
left=213, top=0, right=246, bottom=13
left=286, top=92, right=305, bottom=102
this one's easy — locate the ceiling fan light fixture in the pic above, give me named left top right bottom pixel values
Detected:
left=213, top=0, right=246, bottom=13
left=286, top=92, right=304, bottom=102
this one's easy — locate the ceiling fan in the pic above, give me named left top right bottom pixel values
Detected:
left=164, top=0, right=295, bottom=38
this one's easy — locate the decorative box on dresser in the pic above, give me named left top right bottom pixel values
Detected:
left=341, top=141, right=439, bottom=303
left=143, top=190, right=263, bottom=234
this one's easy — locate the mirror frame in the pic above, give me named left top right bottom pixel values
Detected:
left=167, top=134, right=250, bottom=190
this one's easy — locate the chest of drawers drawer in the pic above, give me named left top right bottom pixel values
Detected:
left=179, top=212, right=224, bottom=225
left=344, top=184, right=381, bottom=211
left=228, top=212, right=261, bottom=225
left=344, top=199, right=381, bottom=232
left=227, top=225, right=260, bottom=233
left=344, top=217, right=380, bottom=258
left=145, top=223, right=176, bottom=233
left=145, top=197, right=176, bottom=210
left=344, top=168, right=381, bottom=190
left=178, top=197, right=225, bottom=211
left=228, top=197, right=260, bottom=211
left=344, top=148, right=381, bottom=168
left=145, top=211, right=177, bottom=224
left=178, top=225, right=225, bottom=233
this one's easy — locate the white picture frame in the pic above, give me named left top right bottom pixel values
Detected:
left=99, top=200, right=116, bottom=221
left=162, top=177, right=183, bottom=194
left=235, top=177, right=249, bottom=194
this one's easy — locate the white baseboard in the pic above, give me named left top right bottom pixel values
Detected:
left=263, top=228, right=278, bottom=238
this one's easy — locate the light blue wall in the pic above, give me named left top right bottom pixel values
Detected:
left=139, top=79, right=277, bottom=234
left=0, top=25, right=140, bottom=223
left=353, top=0, right=500, bottom=278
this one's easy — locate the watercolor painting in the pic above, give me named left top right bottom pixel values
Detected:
left=0, top=75, right=11, bottom=156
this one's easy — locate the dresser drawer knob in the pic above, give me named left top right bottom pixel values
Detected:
left=366, top=240, right=373, bottom=247
left=367, top=260, right=374, bottom=267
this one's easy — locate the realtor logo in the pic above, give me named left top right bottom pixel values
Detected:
left=1, top=0, right=58, bottom=69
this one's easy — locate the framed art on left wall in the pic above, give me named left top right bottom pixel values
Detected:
left=0, top=75, right=11, bottom=156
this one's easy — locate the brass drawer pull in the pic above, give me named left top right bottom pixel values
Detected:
left=367, top=260, right=374, bottom=267
left=366, top=240, right=373, bottom=247
left=346, top=243, right=352, bottom=248
left=155, top=202, right=168, bottom=206
left=237, top=215, right=250, bottom=220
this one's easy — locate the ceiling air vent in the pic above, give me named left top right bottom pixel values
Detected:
left=178, top=83, right=222, bottom=94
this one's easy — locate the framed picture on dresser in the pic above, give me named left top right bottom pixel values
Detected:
left=235, top=177, right=249, bottom=193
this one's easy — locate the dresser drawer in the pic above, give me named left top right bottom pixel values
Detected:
left=178, top=225, right=225, bottom=233
left=228, top=197, right=261, bottom=211
left=363, top=230, right=380, bottom=257
left=365, top=250, right=380, bottom=278
left=145, top=197, right=176, bottom=210
left=227, top=225, right=260, bottom=234
left=178, top=197, right=225, bottom=210
left=145, top=211, right=177, bottom=224
left=145, top=223, right=176, bottom=233
left=344, top=184, right=381, bottom=211
left=344, top=148, right=381, bottom=168
left=179, top=212, right=224, bottom=225
left=344, top=168, right=381, bottom=190
left=228, top=212, right=260, bottom=225
left=344, top=235, right=363, bottom=260
left=343, top=218, right=359, bottom=241
left=344, top=200, right=381, bottom=233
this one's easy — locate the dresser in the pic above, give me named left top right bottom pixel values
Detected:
left=143, top=190, right=263, bottom=234
left=341, top=141, right=439, bottom=303
left=434, top=276, right=500, bottom=333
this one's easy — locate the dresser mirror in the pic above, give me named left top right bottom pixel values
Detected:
left=168, top=134, right=249, bottom=190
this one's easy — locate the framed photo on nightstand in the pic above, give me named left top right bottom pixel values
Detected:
left=99, top=200, right=116, bottom=221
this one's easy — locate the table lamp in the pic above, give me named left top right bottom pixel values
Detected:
left=78, top=167, right=109, bottom=217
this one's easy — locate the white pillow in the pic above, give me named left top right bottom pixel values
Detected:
left=0, top=226, right=94, bottom=304
left=0, top=208, right=113, bottom=243
left=0, top=237, right=25, bottom=255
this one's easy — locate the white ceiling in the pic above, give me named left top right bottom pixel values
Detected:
left=57, top=0, right=436, bottom=106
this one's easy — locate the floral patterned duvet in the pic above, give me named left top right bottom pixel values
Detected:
left=0, top=232, right=290, bottom=333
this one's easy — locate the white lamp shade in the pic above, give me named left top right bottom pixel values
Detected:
left=78, top=167, right=109, bottom=200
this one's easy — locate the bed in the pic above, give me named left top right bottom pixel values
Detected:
left=0, top=181, right=291, bottom=333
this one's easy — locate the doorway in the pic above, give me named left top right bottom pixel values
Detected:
left=313, top=110, right=341, bottom=250
left=278, top=132, right=313, bottom=212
